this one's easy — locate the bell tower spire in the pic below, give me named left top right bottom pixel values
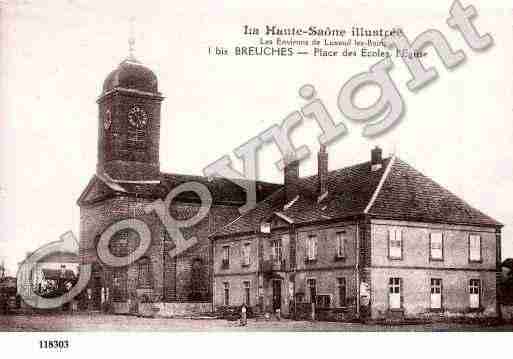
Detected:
left=128, top=16, right=137, bottom=61
left=96, top=22, right=164, bottom=182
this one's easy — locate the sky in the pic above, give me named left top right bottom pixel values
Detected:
left=0, top=0, right=512, bottom=275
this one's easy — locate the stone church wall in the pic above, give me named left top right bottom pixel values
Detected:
left=80, top=193, right=241, bottom=311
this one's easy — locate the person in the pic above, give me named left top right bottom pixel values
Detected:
left=240, top=304, right=247, bottom=326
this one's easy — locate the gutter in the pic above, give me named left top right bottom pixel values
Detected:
left=356, top=221, right=360, bottom=318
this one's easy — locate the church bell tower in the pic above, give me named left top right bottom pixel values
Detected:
left=96, top=32, right=164, bottom=182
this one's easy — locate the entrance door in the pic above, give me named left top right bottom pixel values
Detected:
left=469, top=279, right=480, bottom=309
left=272, top=280, right=281, bottom=311
left=91, top=276, right=103, bottom=311
left=430, top=278, right=442, bottom=310
left=388, top=277, right=401, bottom=310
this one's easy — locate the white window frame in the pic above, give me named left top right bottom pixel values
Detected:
left=242, top=280, right=251, bottom=305
left=469, top=279, right=481, bottom=309
left=430, top=233, right=443, bottom=260
left=271, top=239, right=282, bottom=262
left=469, top=234, right=482, bottom=262
left=336, top=232, right=346, bottom=258
left=388, top=277, right=402, bottom=310
left=223, top=282, right=230, bottom=306
left=307, top=235, right=317, bottom=260
left=242, top=243, right=251, bottom=266
left=430, top=278, right=442, bottom=310
left=388, top=228, right=403, bottom=259
left=222, top=246, right=230, bottom=268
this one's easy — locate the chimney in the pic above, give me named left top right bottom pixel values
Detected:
left=317, top=144, right=328, bottom=195
left=371, top=146, right=383, bottom=171
left=284, top=154, right=300, bottom=202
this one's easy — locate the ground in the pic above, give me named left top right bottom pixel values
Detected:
left=1, top=313, right=513, bottom=331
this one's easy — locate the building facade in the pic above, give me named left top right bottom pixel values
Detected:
left=78, top=48, right=502, bottom=320
left=77, top=50, right=278, bottom=315
left=212, top=147, right=502, bottom=320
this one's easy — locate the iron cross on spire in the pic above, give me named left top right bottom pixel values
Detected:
left=128, top=16, right=136, bottom=61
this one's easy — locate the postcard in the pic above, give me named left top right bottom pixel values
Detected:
left=0, top=0, right=512, bottom=357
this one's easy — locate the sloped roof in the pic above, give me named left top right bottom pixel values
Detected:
left=368, top=158, right=501, bottom=227
left=212, top=157, right=501, bottom=238
left=214, top=158, right=390, bottom=236
left=77, top=172, right=281, bottom=207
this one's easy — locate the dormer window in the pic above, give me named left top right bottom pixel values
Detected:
left=260, top=222, right=271, bottom=234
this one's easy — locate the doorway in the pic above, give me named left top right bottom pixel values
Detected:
left=272, top=280, right=281, bottom=311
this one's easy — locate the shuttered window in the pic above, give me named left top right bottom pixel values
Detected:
left=242, top=243, right=251, bottom=266
left=469, top=235, right=481, bottom=262
left=307, top=236, right=317, bottom=260
left=388, top=229, right=403, bottom=259
left=430, top=233, right=443, bottom=260
left=336, top=232, right=345, bottom=258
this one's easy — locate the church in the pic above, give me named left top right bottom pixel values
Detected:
left=77, top=46, right=279, bottom=315
left=78, top=44, right=502, bottom=320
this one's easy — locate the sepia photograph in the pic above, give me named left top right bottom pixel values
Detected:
left=0, top=0, right=512, bottom=356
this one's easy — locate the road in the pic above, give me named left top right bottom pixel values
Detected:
left=1, top=313, right=513, bottom=331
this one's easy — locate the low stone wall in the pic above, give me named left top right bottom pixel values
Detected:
left=111, top=302, right=129, bottom=314
left=110, top=301, right=212, bottom=316
left=291, top=303, right=358, bottom=322
left=156, top=302, right=212, bottom=317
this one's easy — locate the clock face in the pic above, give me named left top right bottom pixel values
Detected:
left=104, top=109, right=112, bottom=130
left=127, top=106, right=148, bottom=129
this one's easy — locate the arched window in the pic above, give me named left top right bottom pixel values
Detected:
left=109, top=229, right=140, bottom=261
left=137, top=257, right=152, bottom=288
left=190, top=258, right=204, bottom=301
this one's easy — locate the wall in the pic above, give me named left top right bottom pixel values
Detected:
left=213, top=234, right=258, bottom=309
left=156, top=302, right=211, bottom=317
left=370, top=220, right=497, bottom=269
left=80, top=196, right=165, bottom=303
left=212, top=221, right=360, bottom=317
left=370, top=268, right=497, bottom=318
left=296, top=223, right=357, bottom=271
left=213, top=274, right=258, bottom=309
left=369, top=219, right=498, bottom=318
left=80, top=195, right=240, bottom=307
left=213, top=235, right=258, bottom=277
